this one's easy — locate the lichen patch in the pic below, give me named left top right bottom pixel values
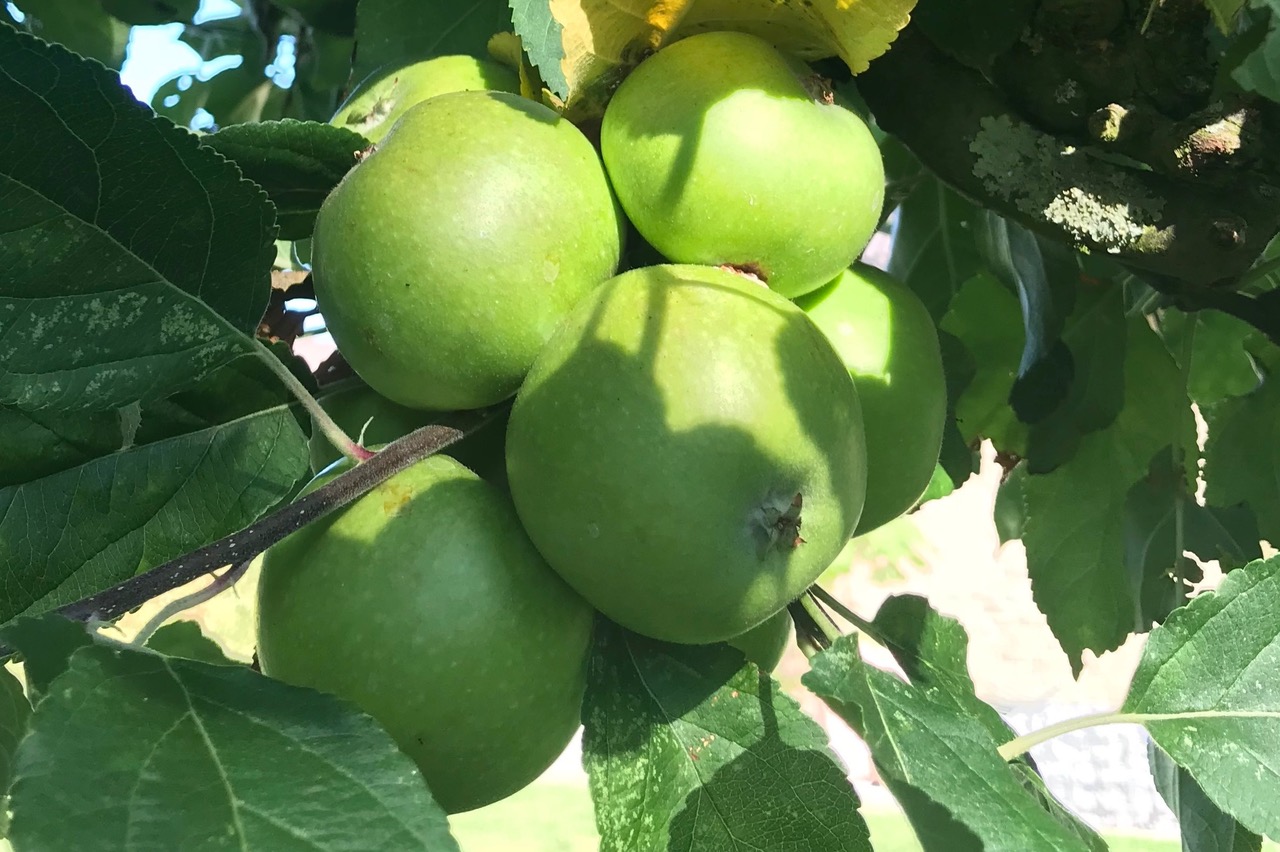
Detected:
left=969, top=114, right=1165, bottom=252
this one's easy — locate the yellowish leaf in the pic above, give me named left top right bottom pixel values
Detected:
left=524, top=0, right=916, bottom=115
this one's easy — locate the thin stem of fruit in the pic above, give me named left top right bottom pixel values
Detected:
left=997, top=710, right=1145, bottom=760
left=254, top=339, right=373, bottom=463
left=809, top=584, right=884, bottom=644
left=798, top=593, right=842, bottom=647
left=127, top=559, right=255, bottom=649
left=0, top=410, right=497, bottom=658
left=787, top=600, right=829, bottom=657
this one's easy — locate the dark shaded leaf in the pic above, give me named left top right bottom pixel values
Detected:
left=888, top=176, right=986, bottom=322
left=146, top=620, right=238, bottom=666
left=1022, top=318, right=1190, bottom=673
left=8, top=639, right=458, bottom=850
left=0, top=26, right=275, bottom=411
left=204, top=120, right=368, bottom=239
left=0, top=398, right=308, bottom=624
left=583, top=620, right=871, bottom=852
left=353, top=0, right=511, bottom=89
left=1149, top=742, right=1263, bottom=852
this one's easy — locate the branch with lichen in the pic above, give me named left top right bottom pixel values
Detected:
left=857, top=27, right=1280, bottom=286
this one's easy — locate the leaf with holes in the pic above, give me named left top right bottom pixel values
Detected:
left=0, top=26, right=276, bottom=411
left=6, top=636, right=458, bottom=850
left=1123, top=554, right=1280, bottom=838
left=582, top=620, right=871, bottom=852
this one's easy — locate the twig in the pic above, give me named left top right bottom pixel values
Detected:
left=0, top=409, right=498, bottom=658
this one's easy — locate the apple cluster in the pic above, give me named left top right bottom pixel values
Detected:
left=257, top=31, right=947, bottom=815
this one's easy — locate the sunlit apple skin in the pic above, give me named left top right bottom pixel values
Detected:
left=600, top=31, right=885, bottom=299
left=311, top=90, right=624, bottom=411
left=505, top=264, right=867, bottom=645
left=332, top=55, right=520, bottom=143
left=796, top=264, right=946, bottom=534
left=256, top=454, right=594, bottom=814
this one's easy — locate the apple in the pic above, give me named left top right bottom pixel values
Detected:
left=796, top=264, right=946, bottom=534
left=504, top=264, right=867, bottom=645
left=256, top=454, right=594, bottom=813
left=600, top=31, right=884, bottom=298
left=727, top=609, right=792, bottom=672
left=311, top=90, right=624, bottom=411
left=332, top=55, right=520, bottom=143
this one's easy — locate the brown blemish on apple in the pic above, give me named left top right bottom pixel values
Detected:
left=718, top=262, right=769, bottom=287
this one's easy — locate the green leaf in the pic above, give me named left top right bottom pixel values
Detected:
left=1022, top=317, right=1191, bottom=673
left=203, top=120, right=368, bottom=240
left=868, top=596, right=1109, bottom=851
left=0, top=666, right=29, bottom=796
left=352, top=0, right=511, bottom=91
left=1149, top=743, right=1263, bottom=852
left=8, top=641, right=458, bottom=850
left=1203, top=368, right=1280, bottom=544
left=582, top=621, right=871, bottom=852
left=101, top=0, right=199, bottom=25
left=1024, top=282, right=1127, bottom=474
left=8, top=0, right=131, bottom=68
left=0, top=26, right=276, bottom=411
left=1123, top=554, right=1280, bottom=838
left=888, top=176, right=986, bottom=322
left=146, top=620, right=237, bottom=666
left=932, top=330, right=980, bottom=495
left=911, top=0, right=1036, bottom=68
left=0, top=398, right=308, bottom=624
left=1230, top=2, right=1280, bottom=100
left=940, top=273, right=1028, bottom=454
left=0, top=614, right=93, bottom=701
left=1160, top=309, right=1263, bottom=407
left=136, top=345, right=312, bottom=445
left=1123, top=448, right=1262, bottom=627
left=0, top=405, right=124, bottom=487
left=802, top=632, right=1096, bottom=852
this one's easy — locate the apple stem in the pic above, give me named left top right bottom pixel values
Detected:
left=254, top=339, right=374, bottom=464
left=809, top=583, right=882, bottom=643
left=798, top=592, right=843, bottom=647
left=125, top=558, right=256, bottom=650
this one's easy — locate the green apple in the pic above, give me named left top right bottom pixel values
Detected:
left=312, top=90, right=624, bottom=411
left=333, top=55, right=521, bottom=143
left=308, top=382, right=509, bottom=486
left=796, top=264, right=946, bottom=534
left=505, top=264, right=866, bottom=645
left=727, top=609, right=792, bottom=672
left=256, top=454, right=594, bottom=813
left=600, top=31, right=884, bottom=298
